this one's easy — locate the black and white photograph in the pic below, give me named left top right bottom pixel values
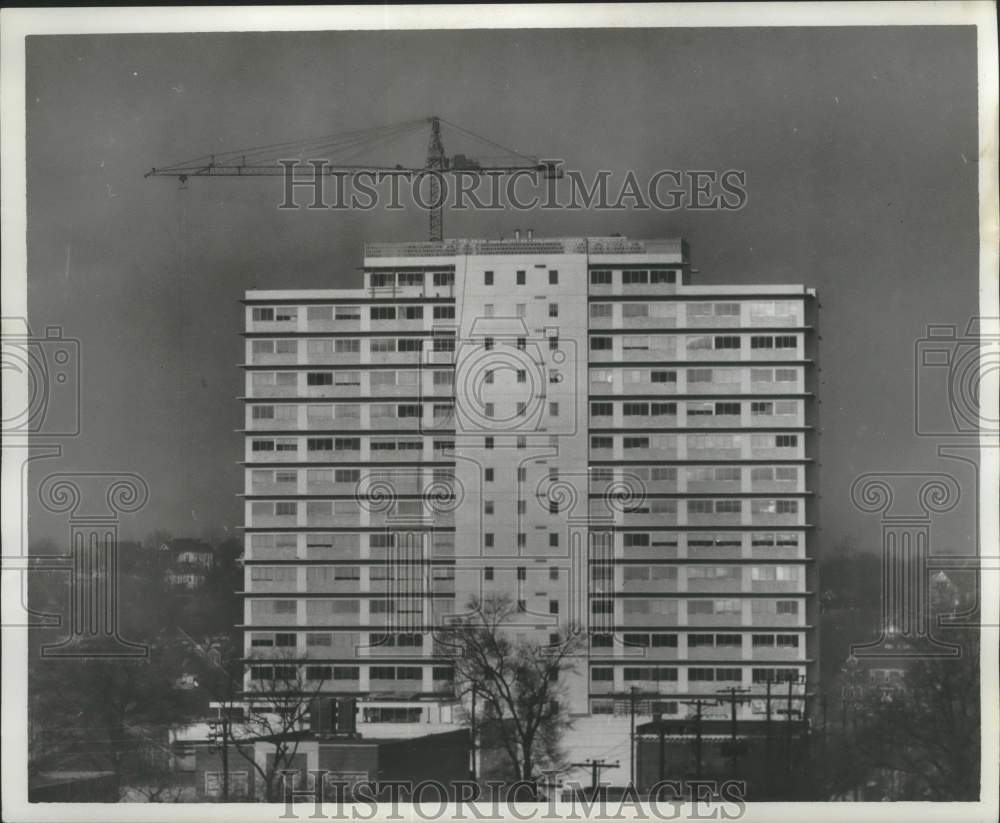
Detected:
left=1, top=4, right=998, bottom=821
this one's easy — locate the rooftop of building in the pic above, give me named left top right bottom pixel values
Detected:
left=362, top=235, right=687, bottom=260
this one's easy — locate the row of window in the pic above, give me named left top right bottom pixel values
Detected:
left=244, top=530, right=802, bottom=552
left=591, top=598, right=801, bottom=616
left=590, top=434, right=800, bottom=449
left=369, top=271, right=455, bottom=288
left=590, top=335, right=797, bottom=352
left=251, top=468, right=452, bottom=484
left=589, top=367, right=800, bottom=384
left=250, top=437, right=454, bottom=452
left=587, top=300, right=798, bottom=320
left=250, top=500, right=448, bottom=518
left=590, top=400, right=799, bottom=418
left=594, top=564, right=799, bottom=581
left=590, top=666, right=801, bottom=683
left=592, top=466, right=798, bottom=483
left=248, top=664, right=453, bottom=681
left=482, top=269, right=559, bottom=286
left=618, top=532, right=801, bottom=549
left=589, top=269, right=677, bottom=285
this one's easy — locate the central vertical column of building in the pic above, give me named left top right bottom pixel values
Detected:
left=449, top=242, right=592, bottom=712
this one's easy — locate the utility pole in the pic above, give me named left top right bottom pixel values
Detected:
left=470, top=683, right=478, bottom=782
left=207, top=710, right=231, bottom=801
left=568, top=760, right=620, bottom=801
left=658, top=720, right=666, bottom=783
left=785, top=679, right=795, bottom=773
left=695, top=700, right=703, bottom=778
left=718, top=686, right=751, bottom=777
left=628, top=686, right=639, bottom=787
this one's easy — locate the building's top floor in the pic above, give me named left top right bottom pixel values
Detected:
left=362, top=235, right=687, bottom=262
left=243, top=236, right=815, bottom=303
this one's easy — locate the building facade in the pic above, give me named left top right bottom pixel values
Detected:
left=241, top=235, right=817, bottom=737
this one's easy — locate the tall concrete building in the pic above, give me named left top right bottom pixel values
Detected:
left=241, top=234, right=817, bottom=741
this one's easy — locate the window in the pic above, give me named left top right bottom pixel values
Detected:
left=335, top=305, right=361, bottom=321
left=549, top=600, right=559, bottom=615
left=549, top=533, right=559, bottom=547
left=433, top=271, right=454, bottom=287
left=775, top=435, right=799, bottom=448
left=485, top=468, right=494, bottom=482
left=590, top=337, right=613, bottom=351
left=622, top=303, right=649, bottom=318
left=484, top=501, right=494, bottom=515
left=590, top=270, right=612, bottom=285
left=715, top=402, right=740, bottom=416
left=484, top=271, right=494, bottom=286
left=371, top=306, right=397, bottom=321
left=591, top=436, right=613, bottom=450
left=714, top=336, right=740, bottom=349
left=550, top=567, right=560, bottom=581
left=775, top=336, right=797, bottom=349
left=483, top=337, right=494, bottom=351
left=516, top=303, right=527, bottom=317
left=751, top=336, right=774, bottom=350
left=549, top=270, right=559, bottom=285
left=650, top=269, right=676, bottom=284
left=549, top=402, right=559, bottom=417
left=516, top=270, right=526, bottom=285
left=433, top=305, right=455, bottom=319
left=484, top=436, right=494, bottom=450
left=651, top=370, right=677, bottom=384
left=484, top=567, right=494, bottom=581
left=590, top=303, right=612, bottom=319
left=591, top=667, right=614, bottom=681
left=484, top=403, right=495, bottom=418
left=252, top=307, right=275, bottom=322
left=307, top=372, right=333, bottom=386
left=591, top=402, right=613, bottom=417
left=516, top=337, right=527, bottom=351
left=398, top=338, right=423, bottom=352
left=622, top=270, right=649, bottom=285
left=776, top=601, right=799, bottom=616
left=549, top=303, right=559, bottom=318
left=549, top=336, right=559, bottom=351
left=485, top=533, right=495, bottom=548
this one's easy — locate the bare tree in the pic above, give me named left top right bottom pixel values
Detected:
left=187, top=642, right=331, bottom=803
left=443, top=594, right=585, bottom=789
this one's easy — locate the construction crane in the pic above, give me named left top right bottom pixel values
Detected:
left=146, top=115, right=561, bottom=241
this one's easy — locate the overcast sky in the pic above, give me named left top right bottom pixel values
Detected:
left=25, top=26, right=979, bottom=554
